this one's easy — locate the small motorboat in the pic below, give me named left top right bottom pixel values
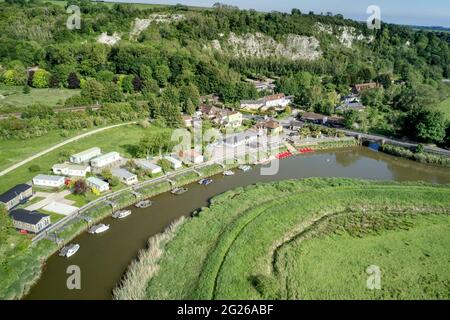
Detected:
left=171, top=187, right=188, bottom=195
left=238, top=165, right=252, bottom=172
left=223, top=170, right=235, bottom=176
left=88, top=224, right=110, bottom=234
left=59, top=244, right=80, bottom=258
left=198, top=178, right=213, bottom=186
left=112, top=210, right=132, bottom=219
left=135, top=200, right=152, bottom=208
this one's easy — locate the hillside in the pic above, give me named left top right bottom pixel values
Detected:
left=0, top=0, right=449, bottom=146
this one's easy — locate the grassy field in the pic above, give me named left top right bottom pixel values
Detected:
left=0, top=123, right=159, bottom=194
left=0, top=86, right=79, bottom=111
left=437, top=97, right=450, bottom=119
left=113, top=178, right=450, bottom=300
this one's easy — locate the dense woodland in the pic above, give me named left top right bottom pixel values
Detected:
left=0, top=0, right=450, bottom=146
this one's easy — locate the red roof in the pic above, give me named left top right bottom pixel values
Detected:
left=265, top=93, right=285, bottom=101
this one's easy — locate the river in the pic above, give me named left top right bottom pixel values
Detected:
left=25, top=147, right=450, bottom=299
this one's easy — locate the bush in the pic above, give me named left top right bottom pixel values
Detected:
left=28, top=164, right=41, bottom=172
left=22, top=85, right=31, bottom=94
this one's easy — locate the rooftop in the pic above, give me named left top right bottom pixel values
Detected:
left=72, top=147, right=101, bottom=158
left=112, top=168, right=137, bottom=179
left=0, top=184, right=32, bottom=203
left=91, top=151, right=120, bottom=162
left=9, top=209, right=49, bottom=225
left=53, top=163, right=90, bottom=170
left=33, top=174, right=65, bottom=182
left=87, top=176, right=109, bottom=187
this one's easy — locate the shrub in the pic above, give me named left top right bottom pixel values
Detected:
left=28, top=164, right=41, bottom=172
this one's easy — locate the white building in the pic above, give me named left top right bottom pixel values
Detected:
left=240, top=99, right=264, bottom=110
left=70, top=147, right=101, bottom=164
left=223, top=132, right=258, bottom=148
left=52, top=163, right=91, bottom=177
left=86, top=177, right=109, bottom=193
left=164, top=156, right=183, bottom=170
left=181, top=150, right=204, bottom=164
left=134, top=159, right=162, bottom=175
left=90, top=152, right=121, bottom=168
left=32, top=174, right=65, bottom=188
left=264, top=93, right=291, bottom=108
left=112, top=168, right=138, bottom=186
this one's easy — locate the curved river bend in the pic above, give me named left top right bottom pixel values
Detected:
left=26, top=147, right=450, bottom=299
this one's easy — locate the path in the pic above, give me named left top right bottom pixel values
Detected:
left=0, top=121, right=137, bottom=177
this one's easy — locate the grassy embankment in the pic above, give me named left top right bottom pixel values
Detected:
left=113, top=178, right=450, bottom=300
left=437, top=96, right=450, bottom=119
left=0, top=86, right=80, bottom=112
left=379, top=144, right=450, bottom=167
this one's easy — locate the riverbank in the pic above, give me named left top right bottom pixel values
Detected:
left=379, top=144, right=450, bottom=167
left=1, top=162, right=235, bottom=299
left=113, top=178, right=450, bottom=300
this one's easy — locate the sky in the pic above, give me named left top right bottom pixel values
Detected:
left=105, top=0, right=450, bottom=27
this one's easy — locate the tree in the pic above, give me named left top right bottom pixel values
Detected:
left=67, top=72, right=80, bottom=89
left=132, top=75, right=143, bottom=92
left=73, top=179, right=87, bottom=195
left=32, top=69, right=50, bottom=88
left=81, top=79, right=106, bottom=103
left=154, top=64, right=171, bottom=86
left=404, top=108, right=447, bottom=143
left=109, top=177, right=120, bottom=187
left=28, top=164, right=41, bottom=172
left=101, top=169, right=112, bottom=181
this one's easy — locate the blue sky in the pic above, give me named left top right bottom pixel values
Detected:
left=107, top=0, right=450, bottom=27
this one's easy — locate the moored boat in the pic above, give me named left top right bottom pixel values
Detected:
left=112, top=210, right=132, bottom=219
left=171, top=187, right=188, bottom=195
left=238, top=165, right=252, bottom=172
left=59, top=244, right=80, bottom=258
left=135, top=200, right=152, bottom=208
left=88, top=223, right=110, bottom=234
left=198, top=178, right=213, bottom=186
left=223, top=170, right=235, bottom=176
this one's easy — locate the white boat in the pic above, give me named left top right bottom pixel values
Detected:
left=88, top=223, right=110, bottom=234
left=223, top=170, right=235, bottom=176
left=135, top=200, right=152, bottom=208
left=112, top=210, right=132, bottom=219
left=238, top=165, right=252, bottom=172
left=59, top=244, right=80, bottom=258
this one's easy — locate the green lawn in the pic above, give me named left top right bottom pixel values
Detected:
left=437, top=97, right=450, bottom=119
left=0, top=128, right=96, bottom=171
left=0, top=86, right=79, bottom=111
left=113, top=179, right=450, bottom=300
left=0, top=123, right=160, bottom=194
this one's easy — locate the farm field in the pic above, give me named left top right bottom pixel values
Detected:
left=114, top=178, right=450, bottom=300
left=0, top=123, right=158, bottom=194
left=0, top=86, right=80, bottom=111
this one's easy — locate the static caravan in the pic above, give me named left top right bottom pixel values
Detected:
left=134, top=160, right=162, bottom=175
left=70, top=147, right=101, bottom=164
left=9, top=209, right=51, bottom=234
left=164, top=156, right=183, bottom=170
left=52, top=163, right=91, bottom=177
left=112, top=168, right=138, bottom=186
left=86, top=177, right=109, bottom=193
left=32, top=174, right=65, bottom=188
left=90, top=152, right=121, bottom=168
left=0, top=184, right=33, bottom=211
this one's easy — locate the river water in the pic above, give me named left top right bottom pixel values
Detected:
left=25, top=147, right=450, bottom=299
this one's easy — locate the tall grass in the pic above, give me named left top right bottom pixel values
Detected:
left=112, top=218, right=185, bottom=300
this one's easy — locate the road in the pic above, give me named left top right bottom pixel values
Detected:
left=0, top=121, right=137, bottom=177
left=339, top=128, right=450, bottom=157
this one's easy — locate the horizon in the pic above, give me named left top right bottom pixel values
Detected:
left=101, top=0, right=450, bottom=28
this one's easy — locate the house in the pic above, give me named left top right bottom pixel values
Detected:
left=216, top=109, right=243, bottom=128
left=90, top=152, right=121, bottom=168
left=86, top=177, right=109, bottom=193
left=180, top=150, right=204, bottom=164
left=32, top=174, right=65, bottom=188
left=353, top=82, right=382, bottom=94
left=240, top=99, right=265, bottom=110
left=288, top=119, right=303, bottom=131
left=164, top=156, right=183, bottom=170
left=200, top=94, right=220, bottom=104
left=134, top=159, right=162, bottom=175
left=70, top=147, right=101, bottom=164
left=264, top=93, right=291, bottom=108
left=246, top=78, right=276, bottom=93
left=199, top=104, right=221, bottom=119
left=0, top=184, right=33, bottom=211
left=9, top=209, right=51, bottom=234
left=182, top=115, right=193, bottom=127
left=336, top=101, right=366, bottom=112
left=223, top=131, right=258, bottom=148
left=255, top=119, right=283, bottom=135
left=301, top=112, right=328, bottom=124
left=52, top=163, right=91, bottom=177
left=327, top=116, right=345, bottom=127
left=112, top=168, right=138, bottom=186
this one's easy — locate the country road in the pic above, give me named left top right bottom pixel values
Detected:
left=0, top=121, right=137, bottom=177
